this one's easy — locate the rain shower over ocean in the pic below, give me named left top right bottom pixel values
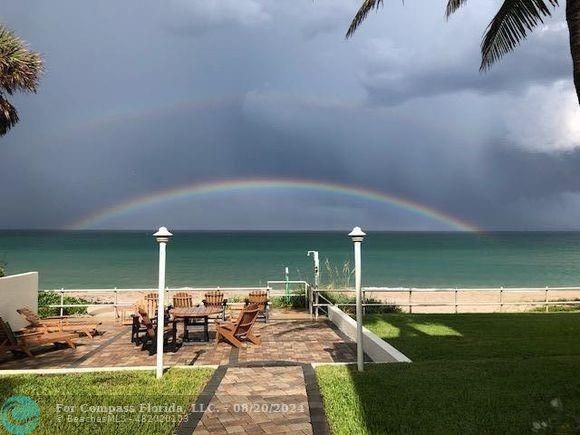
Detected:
left=1, top=231, right=580, bottom=290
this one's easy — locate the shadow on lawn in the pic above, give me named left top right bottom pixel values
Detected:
left=0, top=376, right=26, bottom=403
left=320, top=313, right=580, bottom=434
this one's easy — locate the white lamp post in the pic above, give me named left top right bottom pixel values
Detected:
left=348, top=226, right=366, bottom=372
left=153, top=226, right=172, bottom=379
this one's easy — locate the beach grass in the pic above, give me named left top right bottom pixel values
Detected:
left=0, top=368, right=214, bottom=434
left=316, top=313, right=580, bottom=434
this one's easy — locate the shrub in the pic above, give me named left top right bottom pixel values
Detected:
left=38, top=291, right=89, bottom=317
left=271, top=292, right=307, bottom=309
left=319, top=290, right=400, bottom=314
left=319, top=258, right=401, bottom=314
left=528, top=298, right=580, bottom=313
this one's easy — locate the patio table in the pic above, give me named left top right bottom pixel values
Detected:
left=170, top=306, right=223, bottom=342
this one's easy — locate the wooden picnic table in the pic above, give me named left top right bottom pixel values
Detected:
left=170, top=306, right=223, bottom=342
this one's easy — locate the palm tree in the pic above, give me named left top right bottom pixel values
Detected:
left=0, top=25, right=43, bottom=136
left=346, top=0, right=580, bottom=106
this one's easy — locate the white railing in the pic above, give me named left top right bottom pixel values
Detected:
left=41, top=287, right=270, bottom=320
left=312, top=286, right=580, bottom=316
left=41, top=282, right=312, bottom=320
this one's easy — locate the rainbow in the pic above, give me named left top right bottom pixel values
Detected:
left=70, top=178, right=481, bottom=231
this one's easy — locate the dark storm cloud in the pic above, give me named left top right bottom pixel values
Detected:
left=0, top=0, right=579, bottom=230
left=483, top=143, right=580, bottom=200
left=360, top=12, right=570, bottom=105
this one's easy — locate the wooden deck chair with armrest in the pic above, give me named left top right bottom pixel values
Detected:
left=245, top=290, right=270, bottom=323
left=17, top=307, right=101, bottom=339
left=215, top=304, right=261, bottom=349
left=0, top=317, right=77, bottom=358
left=136, top=308, right=175, bottom=355
left=172, top=292, right=194, bottom=308
left=143, top=292, right=159, bottom=318
left=129, top=300, right=148, bottom=344
left=132, top=298, right=164, bottom=344
left=202, top=290, right=228, bottom=320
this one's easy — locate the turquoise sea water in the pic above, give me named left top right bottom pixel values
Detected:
left=1, top=231, right=580, bottom=289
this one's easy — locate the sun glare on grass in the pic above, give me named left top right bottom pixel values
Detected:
left=410, top=322, right=462, bottom=337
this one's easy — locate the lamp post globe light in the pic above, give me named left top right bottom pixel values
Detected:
left=153, top=226, right=172, bottom=379
left=348, top=226, right=366, bottom=372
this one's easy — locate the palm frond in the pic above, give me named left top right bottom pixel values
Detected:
left=480, top=0, right=558, bottom=71
left=0, top=94, right=18, bottom=136
left=0, top=25, right=43, bottom=94
left=445, top=0, right=469, bottom=18
left=346, top=0, right=384, bottom=39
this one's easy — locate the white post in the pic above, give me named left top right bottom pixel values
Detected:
left=349, top=227, right=366, bottom=372
left=114, top=287, right=118, bottom=321
left=308, top=251, right=320, bottom=317
left=153, top=226, right=173, bottom=380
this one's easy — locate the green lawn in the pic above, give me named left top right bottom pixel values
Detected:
left=365, top=313, right=580, bottom=361
left=0, top=368, right=213, bottom=435
left=316, top=313, right=580, bottom=434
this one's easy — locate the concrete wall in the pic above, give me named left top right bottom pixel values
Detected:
left=0, top=272, right=38, bottom=330
left=327, top=305, right=411, bottom=363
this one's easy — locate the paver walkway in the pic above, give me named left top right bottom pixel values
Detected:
left=175, top=361, right=330, bottom=435
left=188, top=366, right=314, bottom=434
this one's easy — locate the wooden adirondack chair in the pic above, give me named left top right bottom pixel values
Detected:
left=136, top=308, right=176, bottom=355
left=17, top=307, right=101, bottom=339
left=133, top=294, right=172, bottom=344
left=202, top=291, right=227, bottom=320
left=245, top=290, right=270, bottom=323
left=143, top=292, right=159, bottom=318
left=0, top=317, right=77, bottom=358
left=215, top=304, right=261, bottom=348
left=172, top=292, right=194, bottom=308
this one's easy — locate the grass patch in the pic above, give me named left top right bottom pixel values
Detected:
left=0, top=368, right=213, bottom=434
left=317, top=358, right=580, bottom=434
left=364, top=313, right=580, bottom=361
left=316, top=313, right=580, bottom=434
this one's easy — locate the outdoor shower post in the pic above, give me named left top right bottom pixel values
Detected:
left=308, top=251, right=320, bottom=317
left=153, top=226, right=172, bottom=380
left=349, top=226, right=366, bottom=372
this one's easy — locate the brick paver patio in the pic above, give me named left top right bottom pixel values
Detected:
left=0, top=319, right=356, bottom=370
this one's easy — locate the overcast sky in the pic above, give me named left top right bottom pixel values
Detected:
left=1, top=0, right=579, bottom=231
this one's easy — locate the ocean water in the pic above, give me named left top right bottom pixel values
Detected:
left=1, top=231, right=580, bottom=290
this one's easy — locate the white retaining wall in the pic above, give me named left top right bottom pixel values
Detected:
left=327, top=305, right=411, bottom=363
left=0, top=272, right=38, bottom=330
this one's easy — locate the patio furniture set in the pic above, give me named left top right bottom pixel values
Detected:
left=0, top=290, right=269, bottom=359
left=132, top=290, right=269, bottom=355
